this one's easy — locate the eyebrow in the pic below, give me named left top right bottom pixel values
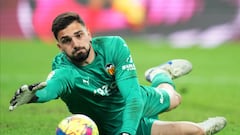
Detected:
left=60, top=30, right=83, bottom=40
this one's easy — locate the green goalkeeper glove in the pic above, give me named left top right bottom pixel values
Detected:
left=9, top=82, right=47, bottom=111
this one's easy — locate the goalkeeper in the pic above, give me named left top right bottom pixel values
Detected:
left=9, top=12, right=226, bottom=135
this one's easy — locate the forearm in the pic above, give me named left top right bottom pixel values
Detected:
left=120, top=97, right=144, bottom=135
left=34, top=80, right=63, bottom=103
left=28, top=86, right=59, bottom=103
left=117, top=78, right=144, bottom=135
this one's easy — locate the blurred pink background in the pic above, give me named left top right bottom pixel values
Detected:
left=1, top=0, right=239, bottom=47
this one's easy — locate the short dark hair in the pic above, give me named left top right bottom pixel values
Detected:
left=51, top=12, right=85, bottom=40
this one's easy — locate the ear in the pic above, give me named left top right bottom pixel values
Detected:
left=86, top=28, right=92, bottom=39
left=57, top=43, right=63, bottom=51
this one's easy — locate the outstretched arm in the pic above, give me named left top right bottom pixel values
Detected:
left=9, top=69, right=72, bottom=111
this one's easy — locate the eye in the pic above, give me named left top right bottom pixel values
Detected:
left=75, top=33, right=83, bottom=39
left=61, top=37, right=72, bottom=44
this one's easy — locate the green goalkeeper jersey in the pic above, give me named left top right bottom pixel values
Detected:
left=36, top=36, right=145, bottom=135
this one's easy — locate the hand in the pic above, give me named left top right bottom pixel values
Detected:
left=9, top=82, right=47, bottom=111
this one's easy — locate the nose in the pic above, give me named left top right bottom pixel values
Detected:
left=72, top=37, right=80, bottom=48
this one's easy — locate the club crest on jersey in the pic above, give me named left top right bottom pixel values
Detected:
left=105, top=64, right=115, bottom=75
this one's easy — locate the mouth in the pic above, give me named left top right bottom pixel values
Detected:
left=73, top=48, right=86, bottom=55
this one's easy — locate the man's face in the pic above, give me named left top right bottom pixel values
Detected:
left=57, top=21, right=92, bottom=63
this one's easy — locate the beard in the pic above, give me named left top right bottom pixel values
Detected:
left=69, top=45, right=91, bottom=63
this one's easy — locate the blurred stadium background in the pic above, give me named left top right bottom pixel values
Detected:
left=1, top=0, right=240, bottom=135
left=1, top=0, right=240, bottom=47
